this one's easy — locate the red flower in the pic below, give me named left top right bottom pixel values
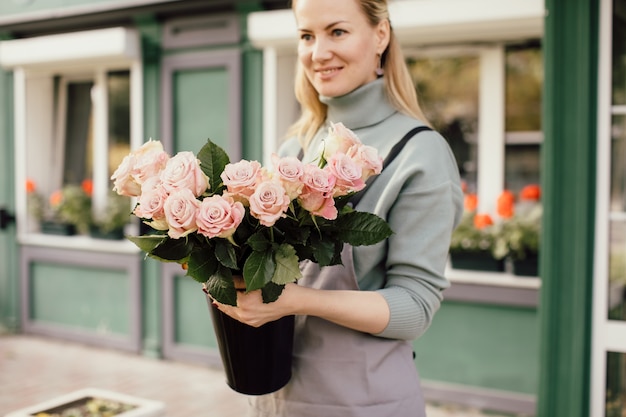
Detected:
left=474, top=213, right=493, bottom=229
left=81, top=179, right=94, bottom=196
left=464, top=193, right=478, bottom=212
left=520, top=184, right=541, bottom=201
left=25, top=179, right=36, bottom=194
left=49, top=190, right=63, bottom=207
left=497, top=190, right=515, bottom=219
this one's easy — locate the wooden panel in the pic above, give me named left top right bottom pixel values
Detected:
left=20, top=246, right=141, bottom=352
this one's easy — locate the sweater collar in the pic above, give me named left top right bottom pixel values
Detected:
left=320, top=78, right=396, bottom=130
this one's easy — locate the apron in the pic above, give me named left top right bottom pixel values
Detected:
left=248, top=245, right=426, bottom=417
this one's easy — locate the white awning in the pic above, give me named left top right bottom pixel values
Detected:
left=0, top=27, right=140, bottom=70
left=248, top=0, right=544, bottom=52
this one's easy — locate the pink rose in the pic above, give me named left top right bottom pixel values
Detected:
left=271, top=154, right=304, bottom=200
left=111, top=154, right=140, bottom=197
left=111, top=140, right=170, bottom=197
left=131, top=140, right=170, bottom=185
left=160, top=151, right=209, bottom=197
left=298, top=164, right=337, bottom=220
left=322, top=122, right=362, bottom=161
left=133, top=177, right=169, bottom=230
left=249, top=180, right=290, bottom=227
left=163, top=189, right=201, bottom=239
left=196, top=195, right=245, bottom=239
left=347, top=144, right=383, bottom=182
left=325, top=153, right=366, bottom=196
left=221, top=160, right=262, bottom=201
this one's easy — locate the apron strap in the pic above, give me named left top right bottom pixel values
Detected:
left=295, top=126, right=433, bottom=206
left=349, top=125, right=432, bottom=207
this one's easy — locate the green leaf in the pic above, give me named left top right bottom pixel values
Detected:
left=215, top=239, right=238, bottom=269
left=335, top=211, right=393, bottom=246
left=205, top=266, right=237, bottom=306
left=261, top=282, right=285, bottom=303
left=309, top=238, right=336, bottom=267
left=243, top=249, right=275, bottom=292
left=247, top=231, right=271, bottom=252
left=272, top=243, right=302, bottom=284
left=187, top=249, right=219, bottom=283
left=150, top=236, right=195, bottom=261
left=126, top=234, right=168, bottom=253
left=197, top=139, right=230, bottom=193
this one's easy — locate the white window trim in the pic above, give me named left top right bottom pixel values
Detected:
left=0, top=27, right=143, bottom=253
left=591, top=0, right=626, bottom=415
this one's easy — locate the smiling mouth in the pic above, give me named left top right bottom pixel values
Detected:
left=316, top=67, right=341, bottom=75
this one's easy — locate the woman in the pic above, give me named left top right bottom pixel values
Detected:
left=214, top=0, right=463, bottom=415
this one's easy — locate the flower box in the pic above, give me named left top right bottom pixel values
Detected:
left=511, top=253, right=539, bottom=277
left=5, top=388, right=165, bottom=417
left=41, top=221, right=77, bottom=236
left=449, top=250, right=505, bottom=272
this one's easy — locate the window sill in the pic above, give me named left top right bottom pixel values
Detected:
left=447, top=265, right=540, bottom=289
left=19, top=233, right=140, bottom=254
left=444, top=264, right=540, bottom=307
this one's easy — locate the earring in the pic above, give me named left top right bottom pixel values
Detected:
left=376, top=53, right=384, bottom=77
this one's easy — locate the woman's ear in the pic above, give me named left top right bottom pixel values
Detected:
left=375, top=19, right=391, bottom=54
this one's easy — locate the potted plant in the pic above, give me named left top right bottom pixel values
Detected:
left=89, top=192, right=131, bottom=240
left=449, top=211, right=505, bottom=271
left=494, top=185, right=542, bottom=276
left=5, top=388, right=164, bottom=417
left=26, top=179, right=92, bottom=235
left=49, top=181, right=93, bottom=235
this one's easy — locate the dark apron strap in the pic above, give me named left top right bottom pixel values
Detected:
left=295, top=126, right=433, bottom=206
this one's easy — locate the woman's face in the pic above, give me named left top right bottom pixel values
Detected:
left=294, top=0, right=390, bottom=98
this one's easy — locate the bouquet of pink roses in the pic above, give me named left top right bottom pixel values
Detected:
left=111, top=123, right=393, bottom=306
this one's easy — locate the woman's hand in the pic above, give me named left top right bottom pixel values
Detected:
left=209, top=276, right=392, bottom=334
left=210, top=276, right=298, bottom=327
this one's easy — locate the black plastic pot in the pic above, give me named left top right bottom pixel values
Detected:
left=206, top=297, right=294, bottom=395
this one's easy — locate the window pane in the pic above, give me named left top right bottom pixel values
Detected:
left=407, top=55, right=479, bottom=192
left=609, top=219, right=626, bottom=321
left=613, top=1, right=626, bottom=106
left=505, top=144, right=541, bottom=194
left=606, top=351, right=626, bottom=417
left=612, top=114, right=626, bottom=212
left=63, top=81, right=94, bottom=185
left=505, top=44, right=543, bottom=131
left=107, top=71, right=131, bottom=177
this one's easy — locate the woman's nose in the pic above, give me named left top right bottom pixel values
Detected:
left=311, top=38, right=332, bottom=61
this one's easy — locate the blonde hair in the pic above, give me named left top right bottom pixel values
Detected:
left=287, top=0, right=430, bottom=149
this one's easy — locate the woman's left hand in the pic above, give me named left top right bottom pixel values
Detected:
left=210, top=276, right=297, bottom=327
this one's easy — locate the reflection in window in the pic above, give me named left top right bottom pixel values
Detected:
left=505, top=43, right=543, bottom=195
left=612, top=3, right=626, bottom=106
left=606, top=351, right=626, bottom=417
left=108, top=71, right=131, bottom=177
left=63, top=80, right=94, bottom=185
left=407, top=55, right=479, bottom=192
left=609, top=220, right=626, bottom=321
left=612, top=115, right=626, bottom=212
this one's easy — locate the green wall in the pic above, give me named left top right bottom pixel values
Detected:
left=415, top=301, right=539, bottom=394
left=0, top=64, right=18, bottom=334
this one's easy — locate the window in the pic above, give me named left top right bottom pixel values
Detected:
left=407, top=43, right=542, bottom=198
left=0, top=27, right=142, bottom=248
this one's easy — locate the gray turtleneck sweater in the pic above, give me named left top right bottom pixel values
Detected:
left=279, top=78, right=463, bottom=341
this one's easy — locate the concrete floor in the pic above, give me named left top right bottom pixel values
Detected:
left=0, top=334, right=516, bottom=417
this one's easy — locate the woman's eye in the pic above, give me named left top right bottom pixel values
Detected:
left=331, top=29, right=346, bottom=37
left=300, top=33, right=312, bottom=41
